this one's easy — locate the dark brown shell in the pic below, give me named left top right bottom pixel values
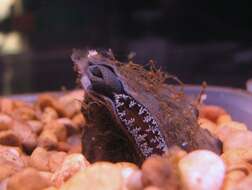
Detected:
left=72, top=50, right=222, bottom=165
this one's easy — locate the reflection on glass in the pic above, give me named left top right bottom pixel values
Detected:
left=0, top=0, right=23, bottom=21
left=0, top=31, right=27, bottom=55
left=0, top=0, right=15, bottom=21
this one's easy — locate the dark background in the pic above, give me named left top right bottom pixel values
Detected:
left=0, top=0, right=252, bottom=94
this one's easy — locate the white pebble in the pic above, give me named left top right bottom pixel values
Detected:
left=178, top=150, right=225, bottom=190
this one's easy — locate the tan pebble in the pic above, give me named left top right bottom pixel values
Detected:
left=43, top=187, right=59, bottom=190
left=198, top=105, right=226, bottom=123
left=0, top=178, right=8, bottom=190
left=215, top=122, right=247, bottom=142
left=163, top=146, right=187, bottom=164
left=178, top=150, right=225, bottom=190
left=0, top=145, right=23, bottom=165
left=44, top=120, right=67, bottom=142
left=7, top=168, right=50, bottom=190
left=232, top=174, right=252, bottom=190
left=0, top=145, right=25, bottom=180
left=142, top=155, right=179, bottom=190
left=223, top=131, right=252, bottom=152
left=38, top=130, right=58, bottom=150
left=52, top=153, right=89, bottom=187
left=57, top=141, right=71, bottom=152
left=221, top=148, right=252, bottom=167
left=60, top=162, right=122, bottom=190
left=58, top=91, right=83, bottom=118
left=0, top=165, right=16, bottom=181
left=36, top=94, right=57, bottom=110
left=222, top=170, right=247, bottom=190
left=116, top=162, right=139, bottom=190
left=37, top=94, right=66, bottom=117
left=12, top=106, right=36, bottom=121
left=27, top=120, right=43, bottom=134
left=11, top=121, right=37, bottom=152
left=72, top=113, right=86, bottom=128
left=0, top=98, right=14, bottom=114
left=221, top=121, right=247, bottom=130
left=198, top=117, right=217, bottom=135
left=0, top=130, right=20, bottom=146
left=115, top=162, right=138, bottom=170
left=0, top=145, right=26, bottom=181
left=217, top=114, right=232, bottom=125
left=125, top=170, right=143, bottom=190
left=144, top=186, right=161, bottom=190
left=0, top=114, right=12, bottom=131
left=222, top=151, right=252, bottom=176
left=39, top=171, right=53, bottom=183
left=30, top=147, right=50, bottom=171
left=20, top=154, right=30, bottom=167
left=61, top=101, right=81, bottom=118
left=48, top=151, right=67, bottom=172
left=12, top=100, right=30, bottom=109
left=42, top=107, right=59, bottom=123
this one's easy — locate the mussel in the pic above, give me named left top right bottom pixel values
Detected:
left=72, top=50, right=222, bottom=165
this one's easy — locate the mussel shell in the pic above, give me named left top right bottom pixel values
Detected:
left=73, top=50, right=222, bottom=165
